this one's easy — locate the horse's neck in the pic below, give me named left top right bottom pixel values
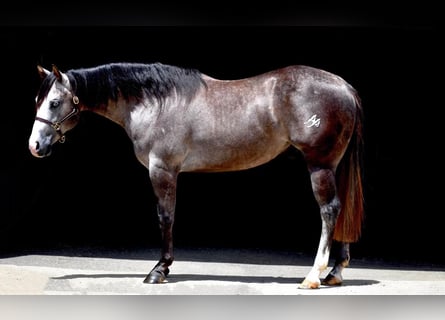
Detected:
left=81, top=99, right=130, bottom=128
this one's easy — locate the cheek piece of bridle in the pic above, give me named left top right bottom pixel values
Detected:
left=34, top=95, right=80, bottom=144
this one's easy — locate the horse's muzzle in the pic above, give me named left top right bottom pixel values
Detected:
left=29, top=140, right=52, bottom=158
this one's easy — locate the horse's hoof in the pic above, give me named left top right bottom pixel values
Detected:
left=298, top=278, right=320, bottom=289
left=322, top=273, right=343, bottom=286
left=143, top=269, right=168, bottom=284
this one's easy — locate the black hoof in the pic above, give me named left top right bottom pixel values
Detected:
left=322, top=273, right=343, bottom=286
left=143, top=268, right=169, bottom=284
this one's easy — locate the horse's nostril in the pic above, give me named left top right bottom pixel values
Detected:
left=35, top=141, right=40, bottom=150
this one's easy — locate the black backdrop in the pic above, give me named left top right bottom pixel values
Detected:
left=0, top=14, right=442, bottom=265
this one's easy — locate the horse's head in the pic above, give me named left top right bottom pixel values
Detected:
left=29, top=65, right=80, bottom=158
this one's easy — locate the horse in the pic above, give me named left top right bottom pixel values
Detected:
left=28, top=62, right=364, bottom=289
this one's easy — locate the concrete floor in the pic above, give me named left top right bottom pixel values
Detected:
left=0, top=247, right=445, bottom=295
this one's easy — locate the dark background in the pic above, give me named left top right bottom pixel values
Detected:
left=0, top=5, right=442, bottom=266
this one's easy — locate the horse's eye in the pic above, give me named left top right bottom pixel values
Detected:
left=50, top=100, right=61, bottom=109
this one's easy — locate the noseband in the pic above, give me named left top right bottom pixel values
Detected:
left=35, top=95, right=80, bottom=143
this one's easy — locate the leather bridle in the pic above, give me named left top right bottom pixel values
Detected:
left=34, top=95, right=80, bottom=143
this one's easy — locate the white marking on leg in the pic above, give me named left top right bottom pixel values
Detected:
left=300, top=229, right=331, bottom=288
left=306, top=246, right=330, bottom=284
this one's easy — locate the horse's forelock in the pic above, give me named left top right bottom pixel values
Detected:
left=36, top=73, right=57, bottom=108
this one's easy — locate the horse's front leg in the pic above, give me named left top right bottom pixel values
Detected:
left=144, top=164, right=178, bottom=284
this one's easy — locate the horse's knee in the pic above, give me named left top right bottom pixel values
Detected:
left=157, top=204, right=174, bottom=226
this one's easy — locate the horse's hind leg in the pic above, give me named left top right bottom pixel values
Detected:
left=299, top=167, right=340, bottom=289
left=322, top=241, right=350, bottom=286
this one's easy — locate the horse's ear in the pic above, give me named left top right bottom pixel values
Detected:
left=52, top=64, right=70, bottom=87
left=37, top=65, right=50, bottom=80
left=52, top=64, right=62, bottom=81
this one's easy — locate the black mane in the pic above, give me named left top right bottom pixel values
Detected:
left=39, top=62, right=205, bottom=109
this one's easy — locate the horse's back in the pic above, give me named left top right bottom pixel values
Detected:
left=156, top=65, right=359, bottom=172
